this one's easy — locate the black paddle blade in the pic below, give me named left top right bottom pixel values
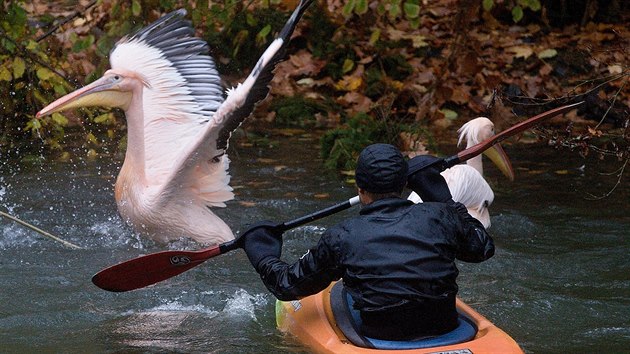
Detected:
left=92, top=246, right=221, bottom=292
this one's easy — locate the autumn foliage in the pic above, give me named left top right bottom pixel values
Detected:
left=1, top=0, right=627, bottom=173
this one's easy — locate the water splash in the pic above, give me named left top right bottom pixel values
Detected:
left=223, top=288, right=268, bottom=320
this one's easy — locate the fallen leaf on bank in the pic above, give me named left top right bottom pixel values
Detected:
left=537, top=48, right=558, bottom=59
left=238, top=201, right=258, bottom=207
left=338, top=91, right=373, bottom=113
left=439, top=108, right=458, bottom=120
left=588, top=127, right=603, bottom=137
left=335, top=74, right=363, bottom=91
left=607, top=64, right=622, bottom=74
left=507, top=45, right=534, bottom=59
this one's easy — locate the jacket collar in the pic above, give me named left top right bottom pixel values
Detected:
left=359, top=197, right=413, bottom=215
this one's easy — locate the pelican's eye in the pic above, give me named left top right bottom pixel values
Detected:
left=483, top=200, right=490, bottom=208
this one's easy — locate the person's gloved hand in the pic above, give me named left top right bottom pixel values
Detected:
left=236, top=221, right=283, bottom=271
left=407, top=155, right=453, bottom=203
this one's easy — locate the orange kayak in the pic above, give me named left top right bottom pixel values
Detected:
left=276, top=282, right=523, bottom=353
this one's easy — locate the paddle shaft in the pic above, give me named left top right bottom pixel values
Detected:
left=93, top=102, right=583, bottom=292
left=92, top=196, right=361, bottom=292
left=407, top=101, right=584, bottom=175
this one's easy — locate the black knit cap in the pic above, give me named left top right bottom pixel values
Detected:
left=355, top=143, right=408, bottom=193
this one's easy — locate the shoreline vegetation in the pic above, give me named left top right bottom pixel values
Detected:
left=1, top=0, right=627, bottom=177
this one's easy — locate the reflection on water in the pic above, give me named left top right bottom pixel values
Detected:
left=1, top=137, right=628, bottom=353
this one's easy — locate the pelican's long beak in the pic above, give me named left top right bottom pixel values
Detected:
left=483, top=143, right=514, bottom=181
left=36, top=76, right=131, bottom=118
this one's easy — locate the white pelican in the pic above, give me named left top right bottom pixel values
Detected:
left=36, top=1, right=313, bottom=244
left=409, top=117, right=514, bottom=228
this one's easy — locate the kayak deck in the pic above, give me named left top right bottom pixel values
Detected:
left=276, top=282, right=524, bottom=354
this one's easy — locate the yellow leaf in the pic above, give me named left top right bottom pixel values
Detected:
left=411, top=35, right=429, bottom=48
left=57, top=151, right=71, bottom=162
left=369, top=29, right=381, bottom=45
left=13, top=57, right=26, bottom=79
left=335, top=75, right=363, bottom=91
left=0, top=67, right=11, bottom=81
left=51, top=113, right=68, bottom=126
left=342, top=59, right=355, bottom=74
left=87, top=133, right=98, bottom=144
left=507, top=45, right=533, bottom=59
left=36, top=67, right=54, bottom=80
left=86, top=149, right=98, bottom=159
left=537, top=48, right=557, bottom=59
left=554, top=170, right=569, bottom=175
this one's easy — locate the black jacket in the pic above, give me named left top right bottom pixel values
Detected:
left=257, top=197, right=494, bottom=313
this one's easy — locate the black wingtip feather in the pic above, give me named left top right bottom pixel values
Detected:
left=215, top=0, right=314, bottom=151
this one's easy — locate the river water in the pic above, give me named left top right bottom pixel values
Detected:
left=1, top=134, right=628, bottom=353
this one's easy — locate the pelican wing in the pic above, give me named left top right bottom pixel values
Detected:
left=110, top=9, right=224, bottom=198
left=159, top=0, right=313, bottom=207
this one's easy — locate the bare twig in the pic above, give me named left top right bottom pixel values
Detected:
left=585, top=159, right=628, bottom=200
left=595, top=77, right=627, bottom=129
left=0, top=210, right=82, bottom=249
left=35, top=0, right=98, bottom=42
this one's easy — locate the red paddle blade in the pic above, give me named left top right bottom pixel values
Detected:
left=92, top=246, right=221, bottom=292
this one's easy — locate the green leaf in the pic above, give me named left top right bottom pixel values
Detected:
left=36, top=67, right=54, bottom=80
left=26, top=40, right=38, bottom=51
left=13, top=57, right=25, bottom=79
left=257, top=24, right=272, bottom=41
left=132, top=0, right=142, bottom=16
left=375, top=2, right=386, bottom=15
left=342, top=0, right=356, bottom=18
left=51, top=113, right=69, bottom=126
left=482, top=0, right=494, bottom=11
left=71, top=35, right=95, bottom=53
left=409, top=18, right=421, bottom=29
left=529, top=0, right=541, bottom=11
left=246, top=13, right=257, bottom=27
left=439, top=108, right=458, bottom=120
left=26, top=118, right=42, bottom=132
left=53, top=84, right=67, bottom=95
left=369, top=29, right=381, bottom=45
left=94, top=113, right=112, bottom=124
left=403, top=3, right=420, bottom=19
left=389, top=3, right=401, bottom=19
left=511, top=6, right=524, bottom=22
left=355, top=0, right=368, bottom=15
left=342, top=59, right=355, bottom=74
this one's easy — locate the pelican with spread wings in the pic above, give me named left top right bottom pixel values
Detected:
left=37, top=1, right=313, bottom=244
left=409, top=118, right=514, bottom=228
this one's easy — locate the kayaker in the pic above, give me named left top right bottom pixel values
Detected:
left=238, top=143, right=495, bottom=341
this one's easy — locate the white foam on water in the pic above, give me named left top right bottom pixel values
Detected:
left=149, top=301, right=220, bottom=316
left=0, top=224, right=38, bottom=249
left=222, top=288, right=268, bottom=320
